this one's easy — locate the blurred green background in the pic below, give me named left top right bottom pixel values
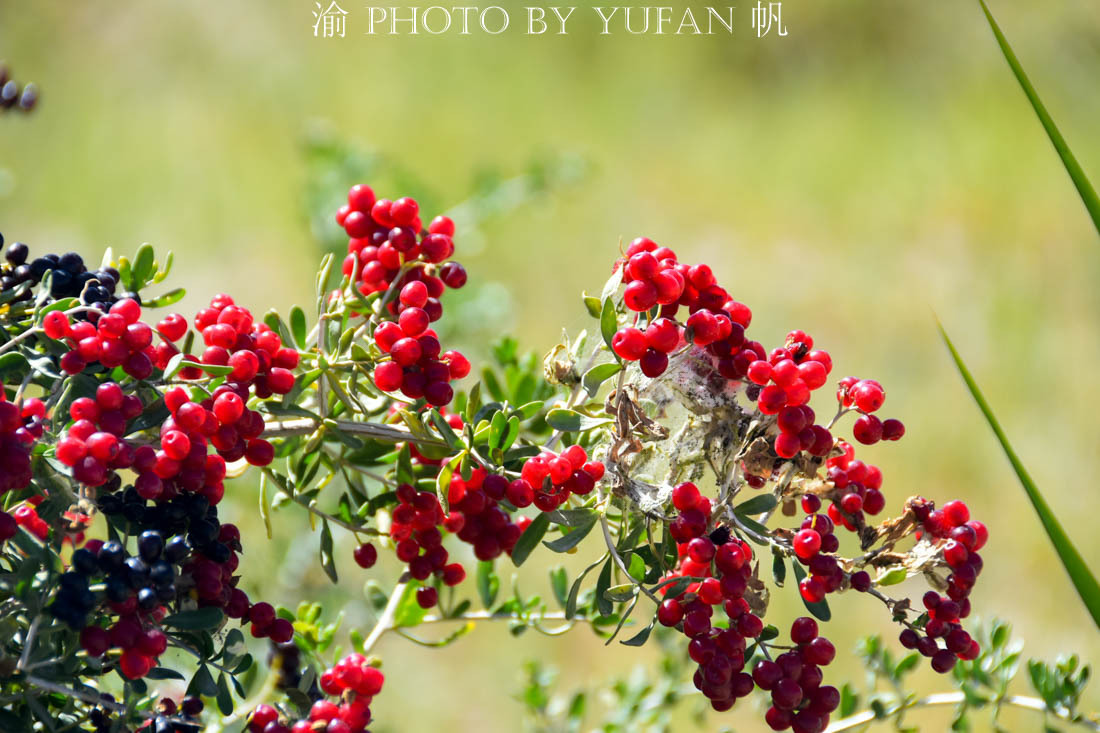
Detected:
left=2, top=1, right=1100, bottom=729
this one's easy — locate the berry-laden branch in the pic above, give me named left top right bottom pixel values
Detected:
left=0, top=178, right=1084, bottom=733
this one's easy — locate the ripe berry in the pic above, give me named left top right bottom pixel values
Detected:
left=353, top=543, right=377, bottom=569
left=416, top=586, right=438, bottom=609
left=612, top=327, right=646, bottom=361
left=792, top=529, right=821, bottom=561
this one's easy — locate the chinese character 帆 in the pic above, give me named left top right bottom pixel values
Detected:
left=751, top=1, right=787, bottom=38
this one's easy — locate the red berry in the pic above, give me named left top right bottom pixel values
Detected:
left=416, top=586, right=438, bottom=608
left=852, top=414, right=883, bottom=445
left=612, top=327, right=646, bottom=361
left=851, top=380, right=885, bottom=413
left=354, top=543, right=378, bottom=569
left=42, top=310, right=70, bottom=340
left=793, top=529, right=821, bottom=561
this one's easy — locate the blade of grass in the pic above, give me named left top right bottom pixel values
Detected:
left=938, top=320, right=1100, bottom=627
left=977, top=0, right=1100, bottom=235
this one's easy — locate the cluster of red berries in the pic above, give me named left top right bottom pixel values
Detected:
left=836, top=377, right=904, bottom=445
left=446, top=465, right=531, bottom=564
left=388, top=482, right=467, bottom=608
left=79, top=610, right=169, bottom=679
left=55, top=382, right=143, bottom=487
left=184, top=295, right=299, bottom=397
left=611, top=238, right=752, bottom=380
left=790, top=511, right=860, bottom=604
left=899, top=497, right=987, bottom=673
left=334, top=185, right=470, bottom=408
left=0, top=391, right=45, bottom=495
left=753, top=618, right=839, bottom=733
left=517, top=445, right=605, bottom=512
left=654, top=482, right=765, bottom=713
left=248, top=653, right=384, bottom=733
left=10, top=499, right=49, bottom=541
left=51, top=299, right=157, bottom=379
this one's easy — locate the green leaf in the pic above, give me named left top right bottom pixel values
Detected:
left=546, top=508, right=599, bottom=527
left=621, top=614, right=657, bottom=647
left=566, top=556, right=605, bottom=619
left=549, top=567, right=569, bottom=608
left=582, top=362, right=621, bottom=397
left=876, top=567, right=908, bottom=586
left=840, top=683, right=859, bottom=717
left=939, top=322, right=1100, bottom=627
left=289, top=305, right=308, bottom=350
left=734, top=494, right=778, bottom=516
left=603, top=583, right=637, bottom=603
left=477, top=560, right=499, bottom=608
left=595, top=557, right=614, bottom=617
left=131, top=243, right=156, bottom=289
left=510, top=512, right=550, bottom=566
left=545, top=408, right=613, bottom=432
left=215, top=672, right=234, bottom=716
left=977, top=0, right=1100, bottom=236
left=429, top=409, right=463, bottom=450
left=772, top=550, right=786, bottom=587
left=142, top=287, right=186, bottom=308
left=393, top=581, right=429, bottom=628
left=187, top=665, right=218, bottom=697
left=319, top=519, right=338, bottom=583
left=162, top=607, right=225, bottom=631
left=543, top=514, right=598, bottom=552
left=600, top=297, right=618, bottom=353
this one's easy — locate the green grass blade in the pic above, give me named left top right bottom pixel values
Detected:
left=939, top=321, right=1100, bottom=627
left=978, top=0, right=1100, bottom=235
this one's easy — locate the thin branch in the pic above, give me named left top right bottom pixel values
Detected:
left=362, top=575, right=410, bottom=654
left=263, top=417, right=445, bottom=446
left=824, top=691, right=1099, bottom=732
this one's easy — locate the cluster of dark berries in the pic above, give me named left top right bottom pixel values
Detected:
left=145, top=696, right=205, bottom=733
left=269, top=640, right=321, bottom=698
left=91, top=694, right=202, bottom=733
left=334, top=185, right=470, bottom=407
left=2, top=238, right=128, bottom=306
left=753, top=618, right=839, bottom=733
left=516, top=444, right=604, bottom=511
left=0, top=65, right=38, bottom=112
left=51, top=530, right=181, bottom=631
left=248, top=652, right=384, bottom=733
left=656, top=484, right=765, bottom=714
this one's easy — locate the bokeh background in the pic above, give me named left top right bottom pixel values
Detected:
left=2, top=1, right=1100, bottom=729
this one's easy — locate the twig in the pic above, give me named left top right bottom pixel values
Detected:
left=823, top=692, right=1100, bottom=732
left=362, top=575, right=410, bottom=654
left=263, top=417, right=445, bottom=446
left=600, top=513, right=660, bottom=603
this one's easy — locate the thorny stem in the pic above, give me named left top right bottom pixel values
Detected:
left=822, top=692, right=1100, bottom=732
